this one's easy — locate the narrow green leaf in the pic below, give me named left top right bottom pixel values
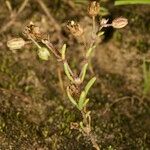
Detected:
left=143, top=58, right=150, bottom=95
left=79, top=121, right=84, bottom=130
left=61, top=44, right=66, bottom=60
left=97, top=31, right=105, bottom=37
left=85, top=77, right=96, bottom=96
left=64, top=62, right=74, bottom=82
left=115, top=0, right=150, bottom=5
left=79, top=63, right=88, bottom=82
left=66, top=87, right=78, bottom=107
left=78, top=91, right=86, bottom=110
left=86, top=45, right=96, bottom=58
left=82, top=98, right=89, bottom=108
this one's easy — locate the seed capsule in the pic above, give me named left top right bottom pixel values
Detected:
left=38, top=47, right=50, bottom=61
left=7, top=38, right=25, bottom=50
left=67, top=21, right=83, bottom=37
left=112, top=17, right=128, bottom=29
left=88, top=1, right=100, bottom=17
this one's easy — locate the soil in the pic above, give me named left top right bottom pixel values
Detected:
left=0, top=0, right=150, bottom=150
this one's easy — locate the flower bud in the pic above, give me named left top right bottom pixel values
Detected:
left=7, top=38, right=26, bottom=50
left=67, top=21, right=84, bottom=37
left=38, top=47, right=50, bottom=61
left=88, top=1, right=100, bottom=17
left=112, top=17, right=128, bottom=29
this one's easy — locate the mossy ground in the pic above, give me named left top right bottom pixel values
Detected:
left=0, top=1, right=150, bottom=150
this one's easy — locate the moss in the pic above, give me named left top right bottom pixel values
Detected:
left=136, top=40, right=149, bottom=53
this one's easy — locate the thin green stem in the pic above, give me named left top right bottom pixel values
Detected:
left=92, top=16, right=96, bottom=40
left=28, top=35, right=41, bottom=49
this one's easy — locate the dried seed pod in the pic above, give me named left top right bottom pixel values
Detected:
left=7, top=38, right=26, bottom=50
left=112, top=17, right=128, bottom=29
left=68, top=83, right=80, bottom=97
left=23, top=22, right=43, bottom=40
left=67, top=20, right=84, bottom=37
left=88, top=1, right=100, bottom=17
